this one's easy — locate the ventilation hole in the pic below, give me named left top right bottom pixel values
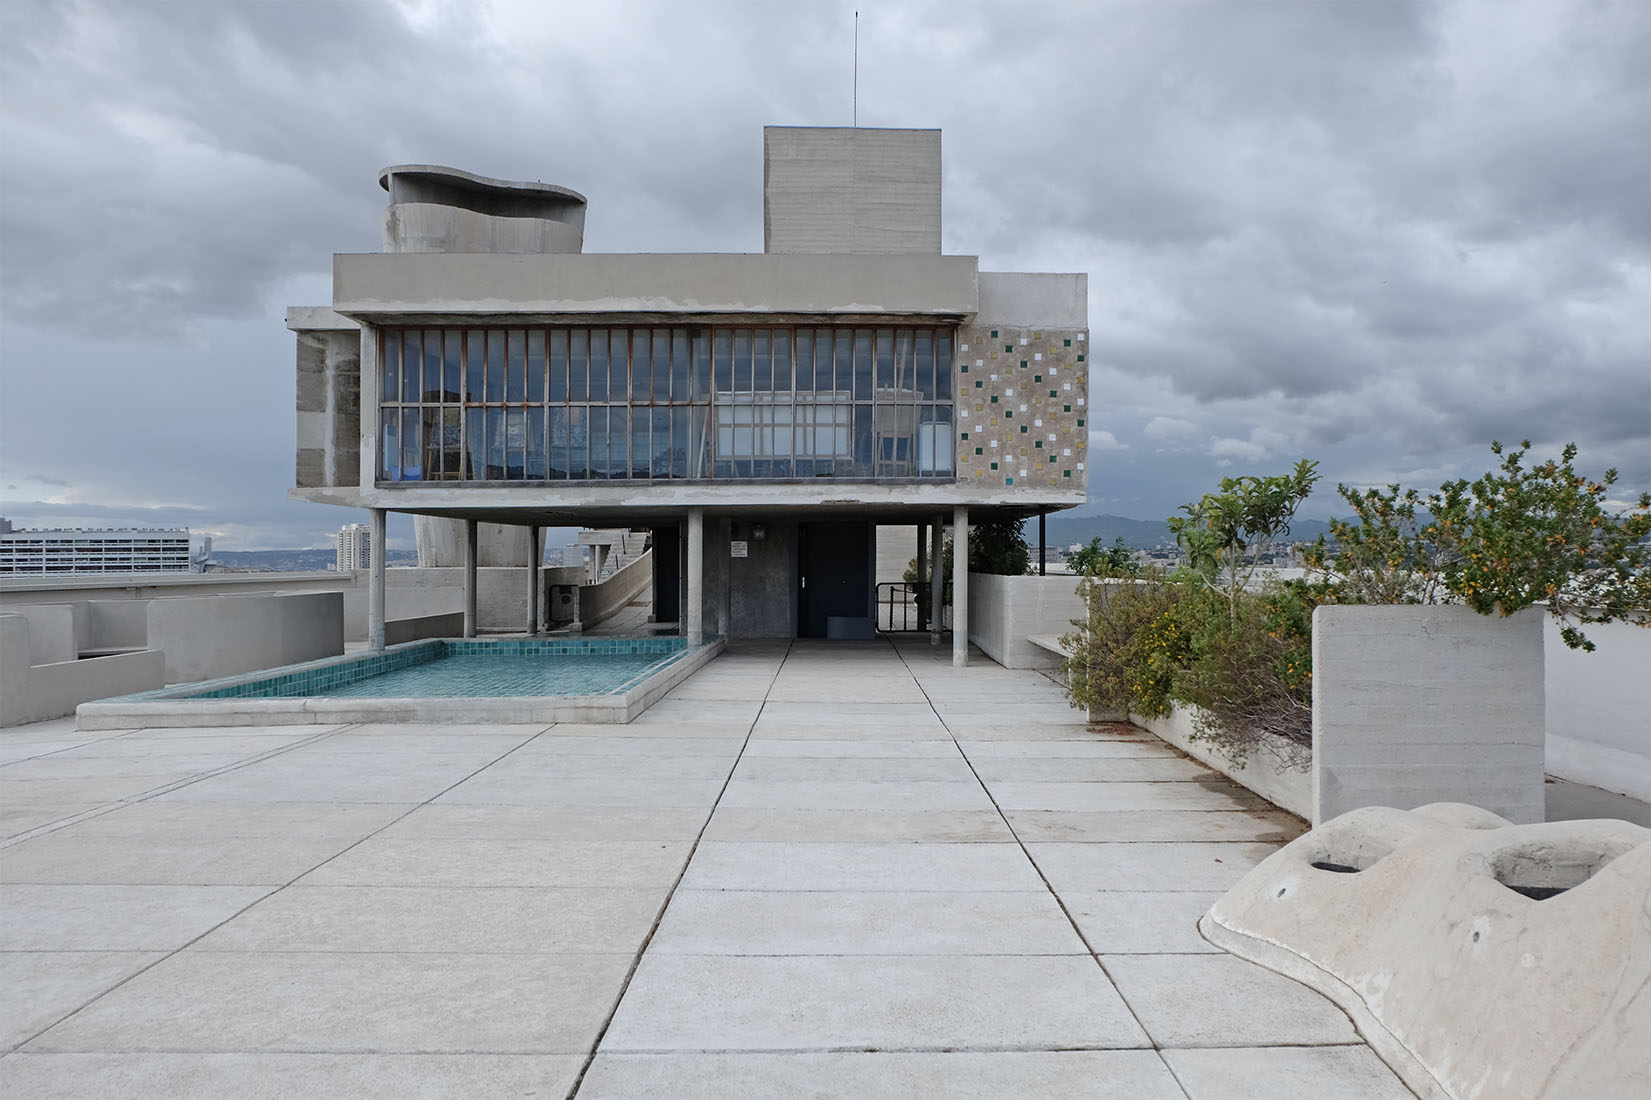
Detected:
left=1472, top=931, right=1480, bottom=942
left=1311, top=861, right=1361, bottom=874
left=1276, top=887, right=1287, bottom=898
left=1504, top=884, right=1569, bottom=901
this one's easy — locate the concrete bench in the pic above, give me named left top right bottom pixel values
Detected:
left=1027, top=631, right=1124, bottom=722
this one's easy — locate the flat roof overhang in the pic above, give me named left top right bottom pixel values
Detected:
left=290, top=483, right=1083, bottom=529
left=331, top=252, right=980, bottom=324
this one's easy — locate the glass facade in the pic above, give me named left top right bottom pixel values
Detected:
left=377, top=325, right=955, bottom=483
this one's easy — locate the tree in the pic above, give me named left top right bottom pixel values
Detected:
left=1070, top=536, right=1141, bottom=577
left=1167, top=460, right=1321, bottom=623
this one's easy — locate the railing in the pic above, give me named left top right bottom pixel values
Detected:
left=875, top=582, right=951, bottom=634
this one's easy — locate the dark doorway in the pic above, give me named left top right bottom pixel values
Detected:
left=652, top=524, right=681, bottom=628
left=798, top=521, right=873, bottom=638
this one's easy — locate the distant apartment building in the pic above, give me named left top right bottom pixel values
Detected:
left=0, top=522, right=210, bottom=575
left=334, top=523, right=372, bottom=571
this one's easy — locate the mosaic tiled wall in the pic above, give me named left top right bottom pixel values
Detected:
left=955, top=324, right=1088, bottom=490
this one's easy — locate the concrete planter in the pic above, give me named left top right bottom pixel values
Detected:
left=1134, top=704, right=1313, bottom=820
left=1312, top=604, right=1545, bottom=826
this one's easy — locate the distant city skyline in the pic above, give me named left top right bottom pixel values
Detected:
left=3, top=0, right=1645, bottom=550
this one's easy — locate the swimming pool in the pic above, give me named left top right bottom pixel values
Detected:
left=77, top=636, right=723, bottom=730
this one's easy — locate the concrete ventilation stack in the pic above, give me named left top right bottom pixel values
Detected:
left=377, top=166, right=589, bottom=566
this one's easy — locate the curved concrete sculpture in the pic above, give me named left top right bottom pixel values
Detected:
left=379, top=164, right=588, bottom=255
left=1200, top=803, right=1649, bottom=1100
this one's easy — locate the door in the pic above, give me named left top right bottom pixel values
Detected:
left=798, top=521, right=872, bottom=638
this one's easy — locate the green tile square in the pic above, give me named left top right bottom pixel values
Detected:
left=1006, top=410, right=1013, bottom=418
left=1020, top=360, right=1028, bottom=368
left=991, top=329, right=998, bottom=338
left=1077, top=418, right=1085, bottom=427
left=1077, top=354, right=1085, bottom=362
left=974, top=447, right=983, bottom=455
left=961, top=432, right=969, bottom=440
left=975, top=380, right=983, bottom=388
left=1064, top=338, right=1072, bottom=347
left=990, top=395, right=998, bottom=403
left=960, top=364, right=968, bottom=372
left=990, top=462, right=998, bottom=470
left=1006, top=477, right=1015, bottom=485
left=1050, top=390, right=1057, bottom=398
left=1063, top=469, right=1071, bottom=477
left=1035, top=441, right=1043, bottom=448
left=1034, top=374, right=1042, bottom=382
left=1019, top=425, right=1028, bottom=433
left=1064, top=404, right=1071, bottom=412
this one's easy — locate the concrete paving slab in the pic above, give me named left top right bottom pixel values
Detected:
left=1, top=802, right=116, bottom=839
left=630, top=699, right=762, bottom=726
left=0, top=952, right=163, bottom=1050
left=679, top=841, right=1046, bottom=892
left=320, top=722, right=552, bottom=739
left=435, top=772, right=728, bottom=808
left=1103, top=953, right=1359, bottom=1047
left=536, top=720, right=747, bottom=740
left=718, top=779, right=995, bottom=811
left=764, top=680, right=929, bottom=703
left=148, top=758, right=492, bottom=805
left=701, top=808, right=1014, bottom=843
left=987, top=780, right=1269, bottom=812
left=650, top=889, right=1088, bottom=955
left=197, top=885, right=664, bottom=954
left=28, top=951, right=634, bottom=1054
left=0, top=1052, right=584, bottom=1100
left=0, top=885, right=274, bottom=951
left=601, top=954, right=1150, bottom=1051
left=507, top=735, right=744, bottom=757
left=730, top=756, right=976, bottom=782
left=461, top=752, right=736, bottom=781
left=970, top=756, right=1212, bottom=782
left=299, top=837, right=692, bottom=888
left=1, top=775, right=205, bottom=806
left=381, top=805, right=708, bottom=841
left=753, top=701, right=946, bottom=728
left=0, top=740, right=109, bottom=765
left=1066, top=891, right=1225, bottom=953
left=1162, top=1044, right=1416, bottom=1100
left=0, top=834, right=360, bottom=886
left=943, top=723, right=1101, bottom=741
left=38, top=801, right=412, bottom=840
left=741, top=738, right=962, bottom=758
left=578, top=1049, right=1186, bottom=1099
left=0, top=753, right=264, bottom=779
left=1028, top=842, right=1276, bottom=893
left=1007, top=809, right=1306, bottom=844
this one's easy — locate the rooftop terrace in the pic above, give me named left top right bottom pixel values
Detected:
left=0, top=638, right=1432, bottom=1098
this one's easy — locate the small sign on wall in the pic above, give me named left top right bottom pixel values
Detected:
left=730, top=541, right=748, bottom=558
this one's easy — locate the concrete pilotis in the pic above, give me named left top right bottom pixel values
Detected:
left=930, top=513, right=944, bottom=647
left=367, top=508, right=386, bottom=652
left=952, top=506, right=968, bottom=667
left=463, top=520, right=478, bottom=638
left=686, top=509, right=704, bottom=646
left=527, top=527, right=541, bottom=636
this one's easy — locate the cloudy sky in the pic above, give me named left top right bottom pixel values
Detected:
left=1, top=0, right=1646, bottom=550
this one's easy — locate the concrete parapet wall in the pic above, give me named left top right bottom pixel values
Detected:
left=1312, top=605, right=1545, bottom=826
left=1, top=614, right=165, bottom=726
left=1134, top=705, right=1313, bottom=821
left=8, top=603, right=77, bottom=664
left=968, top=573, right=1087, bottom=669
left=148, top=593, right=344, bottom=685
left=1545, top=615, right=1650, bottom=801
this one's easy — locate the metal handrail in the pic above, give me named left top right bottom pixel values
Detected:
left=875, top=581, right=951, bottom=633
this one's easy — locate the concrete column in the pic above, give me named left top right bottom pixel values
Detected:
left=916, top=523, right=928, bottom=631
left=527, top=526, right=541, bottom=635
left=686, top=509, right=704, bottom=646
left=463, top=519, right=477, bottom=638
left=930, top=512, right=944, bottom=647
left=368, top=508, right=387, bottom=652
left=952, top=506, right=968, bottom=668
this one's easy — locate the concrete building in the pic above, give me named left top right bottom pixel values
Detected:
left=287, top=127, right=1090, bottom=663
left=0, top=523, right=209, bottom=575
left=334, top=522, right=372, bottom=571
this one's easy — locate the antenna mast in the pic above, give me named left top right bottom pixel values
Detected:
left=853, top=11, right=859, bottom=127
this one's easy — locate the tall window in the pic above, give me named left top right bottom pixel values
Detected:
left=377, top=324, right=955, bottom=482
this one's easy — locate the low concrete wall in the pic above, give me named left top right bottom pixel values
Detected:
left=384, top=612, right=465, bottom=646
left=1313, top=605, right=1545, bottom=826
left=86, top=600, right=149, bottom=652
left=1, top=614, right=165, bottom=726
left=148, top=592, right=344, bottom=684
left=968, top=573, right=1087, bottom=669
left=8, top=603, right=77, bottom=664
left=1545, top=616, right=1651, bottom=802
left=1134, top=705, right=1312, bottom=820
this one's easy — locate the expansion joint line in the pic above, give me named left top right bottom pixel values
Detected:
left=564, top=639, right=793, bottom=1100
left=888, top=638, right=1164, bottom=1054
